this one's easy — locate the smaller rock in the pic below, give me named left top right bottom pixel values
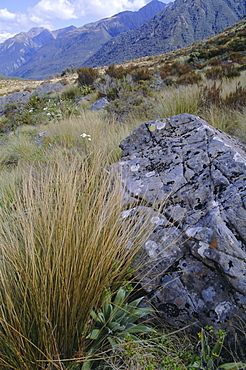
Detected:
left=0, top=91, right=31, bottom=115
left=32, top=83, right=64, bottom=97
left=89, top=97, right=109, bottom=111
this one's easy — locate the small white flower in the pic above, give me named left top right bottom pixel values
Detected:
left=29, top=109, right=33, bottom=112
left=47, top=113, right=51, bottom=116
left=80, top=133, right=91, bottom=140
left=43, top=107, right=48, bottom=111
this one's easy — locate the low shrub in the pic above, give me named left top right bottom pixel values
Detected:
left=61, top=65, right=77, bottom=76
left=205, top=66, right=224, bottom=80
left=77, top=67, right=99, bottom=86
left=28, top=94, right=46, bottom=110
left=225, top=69, right=241, bottom=79
left=199, top=80, right=246, bottom=114
left=105, top=64, right=128, bottom=79
left=224, top=52, right=244, bottom=63
left=105, top=65, right=153, bottom=82
left=176, top=72, right=202, bottom=85
left=199, top=82, right=223, bottom=108
left=106, top=88, right=155, bottom=122
left=159, top=63, right=177, bottom=79
left=61, top=86, right=89, bottom=101
left=131, top=67, right=153, bottom=82
left=224, top=82, right=246, bottom=111
left=207, top=58, right=223, bottom=66
left=237, top=64, right=246, bottom=71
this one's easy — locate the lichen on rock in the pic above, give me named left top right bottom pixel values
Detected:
left=114, top=113, right=246, bottom=355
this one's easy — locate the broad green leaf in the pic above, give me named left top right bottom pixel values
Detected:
left=87, top=329, right=100, bottom=340
left=107, top=321, right=122, bottom=332
left=81, top=360, right=92, bottom=370
left=97, top=312, right=105, bottom=324
left=102, top=302, right=112, bottom=320
left=124, top=308, right=154, bottom=324
left=90, top=310, right=98, bottom=321
left=114, top=288, right=126, bottom=305
left=127, top=297, right=143, bottom=310
left=212, top=340, right=223, bottom=357
left=114, top=308, right=127, bottom=321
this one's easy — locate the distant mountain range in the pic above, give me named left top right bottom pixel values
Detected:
left=0, top=26, right=76, bottom=77
left=0, top=0, right=246, bottom=80
left=0, top=0, right=167, bottom=80
left=85, top=0, right=246, bottom=67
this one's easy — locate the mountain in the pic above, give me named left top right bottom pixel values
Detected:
left=0, top=32, right=41, bottom=76
left=84, top=0, right=246, bottom=68
left=0, top=26, right=76, bottom=76
left=7, top=0, right=167, bottom=80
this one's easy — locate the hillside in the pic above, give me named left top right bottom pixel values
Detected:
left=84, top=0, right=246, bottom=67
left=5, top=0, right=167, bottom=80
left=114, top=15, right=246, bottom=77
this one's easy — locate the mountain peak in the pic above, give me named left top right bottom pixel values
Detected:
left=26, top=27, right=49, bottom=38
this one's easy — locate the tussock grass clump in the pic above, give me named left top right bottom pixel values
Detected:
left=156, top=84, right=200, bottom=117
left=0, top=148, right=152, bottom=369
left=0, top=132, right=41, bottom=169
left=37, top=110, right=136, bottom=164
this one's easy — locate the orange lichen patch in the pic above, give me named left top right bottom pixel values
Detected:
left=210, top=236, right=218, bottom=249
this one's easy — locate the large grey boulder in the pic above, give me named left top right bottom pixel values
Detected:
left=115, top=113, right=246, bottom=351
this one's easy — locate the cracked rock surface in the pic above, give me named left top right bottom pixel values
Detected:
left=114, top=113, right=246, bottom=348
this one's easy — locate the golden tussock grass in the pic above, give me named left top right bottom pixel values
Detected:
left=0, top=113, right=153, bottom=369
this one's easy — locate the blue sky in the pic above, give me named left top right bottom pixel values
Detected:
left=0, top=0, right=169, bottom=43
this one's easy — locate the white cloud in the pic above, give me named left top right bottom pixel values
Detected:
left=30, top=0, right=148, bottom=23
left=0, top=32, right=16, bottom=43
left=0, top=8, right=16, bottom=21
left=73, top=0, right=147, bottom=19
left=0, top=9, right=31, bottom=41
left=31, top=0, right=77, bottom=21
